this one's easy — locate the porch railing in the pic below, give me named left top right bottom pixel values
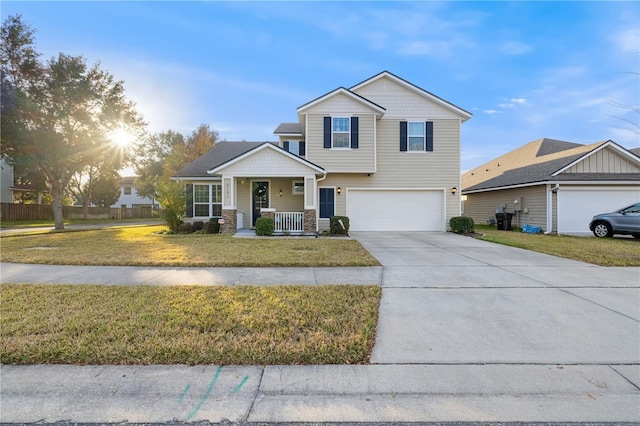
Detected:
left=274, top=212, right=304, bottom=234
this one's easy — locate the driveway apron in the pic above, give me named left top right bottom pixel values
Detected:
left=351, top=232, right=640, bottom=365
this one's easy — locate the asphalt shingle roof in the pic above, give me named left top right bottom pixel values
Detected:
left=173, top=142, right=276, bottom=178
left=462, top=138, right=640, bottom=193
left=273, top=123, right=302, bottom=135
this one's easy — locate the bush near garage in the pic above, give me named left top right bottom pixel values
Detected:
left=450, top=216, right=475, bottom=234
left=330, top=216, right=350, bottom=235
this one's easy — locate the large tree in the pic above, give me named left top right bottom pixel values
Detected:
left=1, top=15, right=144, bottom=229
left=133, top=124, right=218, bottom=199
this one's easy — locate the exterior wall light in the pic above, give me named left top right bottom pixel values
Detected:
left=451, top=187, right=457, bottom=195
left=337, top=187, right=342, bottom=195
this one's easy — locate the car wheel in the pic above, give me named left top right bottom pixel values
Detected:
left=633, top=234, right=640, bottom=239
left=592, top=222, right=612, bottom=238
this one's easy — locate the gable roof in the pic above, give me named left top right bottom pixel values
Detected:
left=173, top=141, right=324, bottom=179
left=173, top=142, right=275, bottom=178
left=206, top=142, right=324, bottom=175
left=350, top=70, right=472, bottom=122
left=296, top=87, right=386, bottom=117
left=462, top=138, right=640, bottom=193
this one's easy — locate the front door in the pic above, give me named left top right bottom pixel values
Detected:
left=252, top=181, right=269, bottom=227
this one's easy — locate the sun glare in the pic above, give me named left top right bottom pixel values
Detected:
left=109, top=128, right=136, bottom=148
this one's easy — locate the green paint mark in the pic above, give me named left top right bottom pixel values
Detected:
left=187, top=366, right=223, bottom=421
left=178, top=383, right=191, bottom=404
left=233, top=376, right=249, bottom=394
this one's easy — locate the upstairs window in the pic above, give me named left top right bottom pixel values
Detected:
left=400, top=121, right=433, bottom=152
left=323, top=116, right=359, bottom=149
left=283, top=140, right=306, bottom=156
left=332, top=117, right=350, bottom=148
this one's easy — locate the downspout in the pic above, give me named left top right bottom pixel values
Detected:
left=544, top=184, right=559, bottom=234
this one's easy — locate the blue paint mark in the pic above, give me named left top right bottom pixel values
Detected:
left=232, top=376, right=249, bottom=394
left=178, top=383, right=191, bottom=404
left=187, top=366, right=223, bottom=421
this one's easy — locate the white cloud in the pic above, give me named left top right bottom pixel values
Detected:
left=484, top=109, right=498, bottom=114
left=500, top=41, right=532, bottom=55
left=615, top=27, right=640, bottom=54
left=498, top=103, right=514, bottom=109
left=511, top=98, right=526, bottom=104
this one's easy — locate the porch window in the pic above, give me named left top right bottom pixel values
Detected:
left=319, top=187, right=335, bottom=219
left=292, top=180, right=304, bottom=195
left=193, top=183, right=222, bottom=217
left=332, top=117, right=350, bottom=148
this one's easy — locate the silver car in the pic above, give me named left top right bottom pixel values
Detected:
left=589, top=202, right=640, bottom=238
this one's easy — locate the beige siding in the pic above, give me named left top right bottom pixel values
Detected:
left=306, top=113, right=375, bottom=172
left=236, top=181, right=251, bottom=229
left=564, top=148, right=640, bottom=173
left=353, top=77, right=462, bottom=120
left=463, top=186, right=547, bottom=230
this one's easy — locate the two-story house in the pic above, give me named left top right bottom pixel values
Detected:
left=173, top=71, right=471, bottom=233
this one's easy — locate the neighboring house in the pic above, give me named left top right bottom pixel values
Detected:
left=0, top=159, right=14, bottom=203
left=461, top=138, right=640, bottom=235
left=111, top=176, right=156, bottom=209
left=173, top=71, right=471, bottom=233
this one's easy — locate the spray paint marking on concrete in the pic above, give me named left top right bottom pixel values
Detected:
left=232, top=375, right=249, bottom=394
left=186, top=366, right=223, bottom=420
left=178, top=383, right=191, bottom=404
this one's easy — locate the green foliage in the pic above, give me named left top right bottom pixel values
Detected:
left=192, top=221, right=204, bottom=232
left=1, top=15, right=144, bottom=230
left=133, top=125, right=218, bottom=199
left=203, top=221, right=219, bottom=234
left=255, top=217, right=274, bottom=236
left=156, top=181, right=188, bottom=232
left=450, top=216, right=475, bottom=234
left=90, top=174, right=121, bottom=208
left=330, top=216, right=350, bottom=235
left=177, top=222, right=193, bottom=233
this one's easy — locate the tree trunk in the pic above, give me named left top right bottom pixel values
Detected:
left=50, top=181, right=65, bottom=230
left=82, top=194, right=89, bottom=220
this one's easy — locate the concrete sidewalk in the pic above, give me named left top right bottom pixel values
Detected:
left=0, top=263, right=383, bottom=286
left=3, top=364, right=639, bottom=423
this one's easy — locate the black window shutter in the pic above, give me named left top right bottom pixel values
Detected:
left=299, top=141, right=306, bottom=156
left=323, top=117, right=331, bottom=149
left=185, top=184, right=193, bottom=218
left=283, top=141, right=289, bottom=152
left=426, top=121, right=434, bottom=152
left=351, top=116, right=359, bottom=149
left=400, top=121, right=407, bottom=152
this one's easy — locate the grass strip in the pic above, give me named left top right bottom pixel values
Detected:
left=0, top=225, right=379, bottom=267
left=1, top=284, right=381, bottom=365
left=475, top=225, right=640, bottom=266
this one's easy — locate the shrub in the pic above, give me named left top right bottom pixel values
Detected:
left=255, top=217, right=274, bottom=236
left=193, top=229, right=206, bottom=235
left=450, top=216, right=474, bottom=234
left=178, top=222, right=193, bottom=233
left=330, top=216, right=350, bottom=235
left=156, top=181, right=188, bottom=232
left=203, top=221, right=219, bottom=234
left=192, top=221, right=204, bottom=232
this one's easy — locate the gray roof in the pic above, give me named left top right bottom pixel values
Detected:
left=174, top=142, right=276, bottom=178
left=463, top=138, right=640, bottom=193
left=273, top=123, right=302, bottom=135
left=630, top=147, right=640, bottom=156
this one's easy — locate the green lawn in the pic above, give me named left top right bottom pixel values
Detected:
left=0, top=225, right=380, bottom=267
left=475, top=225, right=640, bottom=266
left=1, top=284, right=381, bottom=365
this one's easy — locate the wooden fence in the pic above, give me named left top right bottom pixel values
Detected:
left=0, top=203, right=159, bottom=221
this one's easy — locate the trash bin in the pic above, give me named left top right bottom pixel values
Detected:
left=495, top=212, right=514, bottom=230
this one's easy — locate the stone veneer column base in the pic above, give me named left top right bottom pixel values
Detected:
left=221, top=209, right=237, bottom=234
left=304, top=209, right=317, bottom=234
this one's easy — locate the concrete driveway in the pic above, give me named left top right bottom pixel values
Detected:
left=351, top=232, right=640, bottom=365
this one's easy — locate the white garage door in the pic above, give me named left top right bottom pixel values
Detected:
left=346, top=189, right=444, bottom=231
left=558, top=187, right=640, bottom=234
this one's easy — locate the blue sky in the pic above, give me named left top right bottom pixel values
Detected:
left=2, top=1, right=639, bottom=171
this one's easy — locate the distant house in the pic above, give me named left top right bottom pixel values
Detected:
left=111, top=176, right=156, bottom=209
left=461, top=138, right=640, bottom=235
left=0, top=159, right=13, bottom=203
left=173, top=71, right=471, bottom=234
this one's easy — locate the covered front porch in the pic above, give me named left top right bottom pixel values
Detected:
left=207, top=143, right=325, bottom=235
